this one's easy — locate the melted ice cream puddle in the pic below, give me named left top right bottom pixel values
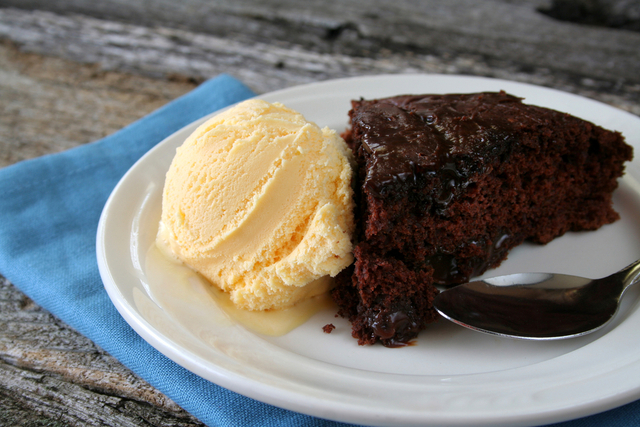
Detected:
left=146, top=241, right=336, bottom=336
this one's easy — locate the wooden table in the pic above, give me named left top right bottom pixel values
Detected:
left=1, top=1, right=639, bottom=425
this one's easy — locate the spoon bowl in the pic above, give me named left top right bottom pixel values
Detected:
left=432, top=259, right=640, bottom=340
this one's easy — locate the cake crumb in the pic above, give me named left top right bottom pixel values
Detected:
left=322, top=324, right=336, bottom=334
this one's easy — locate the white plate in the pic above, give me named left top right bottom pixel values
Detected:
left=97, top=74, right=640, bottom=427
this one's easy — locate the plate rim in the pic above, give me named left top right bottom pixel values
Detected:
left=97, top=73, right=640, bottom=427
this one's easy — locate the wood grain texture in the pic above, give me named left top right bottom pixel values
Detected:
left=1, top=4, right=639, bottom=115
left=1, top=1, right=639, bottom=425
left=3, top=0, right=639, bottom=82
left=0, top=38, right=197, bottom=168
left=0, top=275, right=206, bottom=426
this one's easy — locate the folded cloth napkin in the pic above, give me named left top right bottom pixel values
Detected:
left=0, top=73, right=638, bottom=427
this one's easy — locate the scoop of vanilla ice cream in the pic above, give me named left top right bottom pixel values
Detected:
left=158, top=99, right=355, bottom=311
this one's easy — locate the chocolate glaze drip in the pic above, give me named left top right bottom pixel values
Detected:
left=425, top=229, right=516, bottom=286
left=351, top=92, right=527, bottom=198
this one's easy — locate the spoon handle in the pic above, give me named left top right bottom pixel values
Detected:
left=619, top=259, right=640, bottom=294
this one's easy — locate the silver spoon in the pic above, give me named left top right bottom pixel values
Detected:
left=432, top=259, right=640, bottom=340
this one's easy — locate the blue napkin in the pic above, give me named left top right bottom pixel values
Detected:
left=0, top=73, right=638, bottom=427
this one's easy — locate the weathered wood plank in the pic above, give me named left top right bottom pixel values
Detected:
left=0, top=38, right=197, bottom=168
left=2, top=0, right=639, bottom=83
left=0, top=275, right=206, bottom=426
left=1, top=6, right=638, bottom=119
left=0, top=362, right=205, bottom=427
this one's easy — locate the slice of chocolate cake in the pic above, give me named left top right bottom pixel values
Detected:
left=332, top=91, right=633, bottom=347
